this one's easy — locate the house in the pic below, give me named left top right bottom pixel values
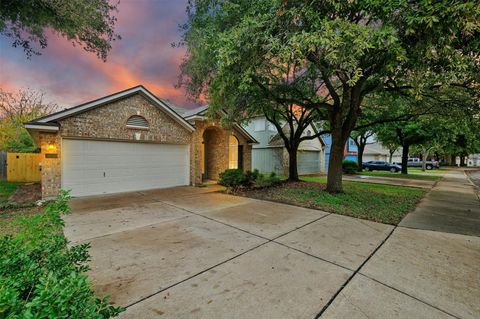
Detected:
left=467, top=154, right=480, bottom=167
left=322, top=135, right=358, bottom=172
left=363, top=141, right=402, bottom=163
left=243, top=116, right=326, bottom=176
left=24, top=85, right=257, bottom=198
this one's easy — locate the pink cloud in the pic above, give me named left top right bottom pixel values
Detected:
left=0, top=0, right=197, bottom=109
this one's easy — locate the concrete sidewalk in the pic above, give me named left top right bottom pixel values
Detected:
left=323, top=169, right=480, bottom=319
left=400, top=169, right=480, bottom=236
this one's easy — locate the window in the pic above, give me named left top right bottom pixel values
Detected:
left=306, top=130, right=312, bottom=136
left=228, top=135, right=239, bottom=169
left=126, top=115, right=149, bottom=129
left=254, top=118, right=266, bottom=131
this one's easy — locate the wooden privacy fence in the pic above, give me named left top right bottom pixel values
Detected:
left=0, top=151, right=6, bottom=181
left=7, top=152, right=41, bottom=182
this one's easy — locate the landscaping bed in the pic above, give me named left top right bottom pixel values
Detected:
left=236, top=179, right=427, bottom=225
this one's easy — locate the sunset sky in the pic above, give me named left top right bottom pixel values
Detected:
left=0, top=0, right=199, bottom=109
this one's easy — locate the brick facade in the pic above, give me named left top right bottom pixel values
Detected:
left=190, top=119, right=252, bottom=185
left=28, top=92, right=252, bottom=198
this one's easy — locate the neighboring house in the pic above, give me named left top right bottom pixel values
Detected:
left=322, top=135, right=358, bottom=172
left=467, top=154, right=480, bottom=167
left=243, top=116, right=326, bottom=176
left=363, top=141, right=402, bottom=163
left=24, top=85, right=257, bottom=199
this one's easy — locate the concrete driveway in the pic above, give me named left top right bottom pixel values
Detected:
left=64, top=184, right=480, bottom=319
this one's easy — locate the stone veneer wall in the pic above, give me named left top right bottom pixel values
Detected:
left=29, top=131, right=62, bottom=199
left=59, top=94, right=191, bottom=144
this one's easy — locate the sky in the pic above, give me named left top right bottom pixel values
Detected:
left=0, top=0, right=199, bottom=109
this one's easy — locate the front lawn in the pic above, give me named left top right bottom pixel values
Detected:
left=357, top=171, right=442, bottom=181
left=239, top=177, right=427, bottom=225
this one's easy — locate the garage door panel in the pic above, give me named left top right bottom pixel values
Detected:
left=62, top=139, right=189, bottom=197
left=298, top=151, right=321, bottom=175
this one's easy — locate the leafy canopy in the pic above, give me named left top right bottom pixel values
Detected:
left=0, top=0, right=121, bottom=60
left=181, top=0, right=480, bottom=119
left=0, top=89, right=58, bottom=152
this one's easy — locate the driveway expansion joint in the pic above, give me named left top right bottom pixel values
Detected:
left=357, top=273, right=462, bottom=319
left=314, top=225, right=397, bottom=319
left=122, top=199, right=342, bottom=310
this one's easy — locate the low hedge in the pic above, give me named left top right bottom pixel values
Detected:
left=342, top=160, right=359, bottom=174
left=219, top=169, right=280, bottom=190
left=0, top=190, right=124, bottom=318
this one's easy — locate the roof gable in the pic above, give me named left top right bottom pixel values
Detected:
left=26, top=85, right=194, bottom=132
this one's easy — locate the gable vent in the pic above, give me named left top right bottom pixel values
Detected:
left=127, top=115, right=149, bottom=129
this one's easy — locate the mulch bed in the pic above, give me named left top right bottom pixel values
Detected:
left=8, top=183, right=42, bottom=205
left=234, top=181, right=324, bottom=205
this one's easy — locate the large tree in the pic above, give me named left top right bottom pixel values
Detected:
left=0, top=88, right=57, bottom=152
left=350, top=129, right=374, bottom=172
left=180, top=0, right=480, bottom=192
left=0, top=0, right=121, bottom=60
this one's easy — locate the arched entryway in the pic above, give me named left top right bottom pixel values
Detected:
left=202, top=127, right=223, bottom=180
left=202, top=128, right=243, bottom=181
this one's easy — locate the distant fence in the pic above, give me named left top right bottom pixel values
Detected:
left=7, top=152, right=41, bottom=182
left=0, top=151, right=6, bottom=181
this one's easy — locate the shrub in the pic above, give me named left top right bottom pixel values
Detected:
left=252, top=172, right=281, bottom=188
left=218, top=169, right=246, bottom=188
left=244, top=169, right=260, bottom=185
left=342, top=160, right=359, bottom=174
left=0, top=190, right=124, bottom=318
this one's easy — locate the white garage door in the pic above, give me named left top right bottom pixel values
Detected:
left=62, top=139, right=190, bottom=197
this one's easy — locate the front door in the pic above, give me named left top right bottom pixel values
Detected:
left=238, top=145, right=244, bottom=171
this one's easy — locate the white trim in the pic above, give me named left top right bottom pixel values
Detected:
left=234, top=123, right=258, bottom=144
left=126, top=124, right=149, bottom=130
left=24, top=124, right=59, bottom=132
left=36, top=86, right=195, bottom=132
left=185, top=115, right=206, bottom=121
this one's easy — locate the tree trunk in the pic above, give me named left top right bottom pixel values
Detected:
left=451, top=154, right=457, bottom=166
left=421, top=147, right=428, bottom=172
left=445, top=154, right=452, bottom=166
left=357, top=144, right=365, bottom=172
left=401, top=144, right=409, bottom=174
left=326, top=132, right=346, bottom=193
left=389, top=149, right=395, bottom=164
left=287, top=146, right=299, bottom=182
left=460, top=154, right=466, bottom=167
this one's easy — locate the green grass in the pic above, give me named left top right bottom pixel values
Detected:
left=357, top=171, right=442, bottom=181
left=246, top=177, right=427, bottom=225
left=0, top=181, right=22, bottom=204
left=0, top=181, right=40, bottom=236
left=0, top=206, right=42, bottom=236
left=408, top=168, right=447, bottom=175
